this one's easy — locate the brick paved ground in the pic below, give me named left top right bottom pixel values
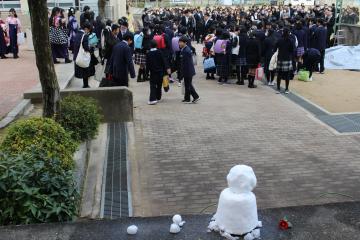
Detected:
left=0, top=48, right=38, bottom=119
left=129, top=44, right=360, bottom=217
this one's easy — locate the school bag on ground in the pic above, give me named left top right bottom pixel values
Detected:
left=214, top=40, right=227, bottom=54
left=298, top=69, right=311, bottom=82
left=172, top=36, right=180, bottom=52
left=154, top=33, right=166, bottom=49
left=134, top=33, right=144, bottom=49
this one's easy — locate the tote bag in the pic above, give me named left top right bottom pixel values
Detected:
left=255, top=64, right=264, bottom=81
left=76, top=34, right=91, bottom=68
left=17, top=32, right=25, bottom=45
left=298, top=70, right=311, bottom=82
left=203, top=57, right=216, bottom=72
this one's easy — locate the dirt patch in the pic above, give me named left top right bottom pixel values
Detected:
left=291, top=70, right=360, bottom=113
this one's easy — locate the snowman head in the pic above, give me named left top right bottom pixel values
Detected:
left=227, top=165, right=257, bottom=194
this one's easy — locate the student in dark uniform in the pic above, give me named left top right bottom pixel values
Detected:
left=146, top=40, right=169, bottom=105
left=179, top=36, right=200, bottom=104
left=109, top=33, right=136, bottom=87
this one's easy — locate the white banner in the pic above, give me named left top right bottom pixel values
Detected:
left=325, top=45, right=360, bottom=70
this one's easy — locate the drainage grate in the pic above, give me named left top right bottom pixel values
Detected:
left=103, top=122, right=129, bottom=219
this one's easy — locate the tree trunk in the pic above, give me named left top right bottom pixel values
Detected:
left=98, top=0, right=107, bottom=18
left=27, top=0, right=60, bottom=118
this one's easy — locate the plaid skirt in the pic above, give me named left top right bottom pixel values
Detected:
left=277, top=60, right=293, bottom=72
left=216, top=64, right=230, bottom=77
left=296, top=47, right=305, bottom=57
left=134, top=52, right=146, bottom=65
left=239, top=57, right=247, bottom=66
left=231, top=54, right=241, bottom=66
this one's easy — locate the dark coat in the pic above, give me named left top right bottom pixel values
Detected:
left=293, top=28, right=306, bottom=48
left=109, top=41, right=136, bottom=80
left=73, top=31, right=91, bottom=79
left=104, top=33, right=119, bottom=60
left=203, top=19, right=214, bottom=35
left=313, top=26, right=327, bottom=51
left=180, top=16, right=194, bottom=33
left=146, top=49, right=167, bottom=76
left=263, top=35, right=276, bottom=60
left=180, top=45, right=195, bottom=78
left=275, top=37, right=294, bottom=61
left=0, top=25, right=7, bottom=56
left=246, top=38, right=261, bottom=68
left=238, top=33, right=248, bottom=58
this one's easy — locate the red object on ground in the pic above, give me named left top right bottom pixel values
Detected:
left=279, top=219, right=290, bottom=230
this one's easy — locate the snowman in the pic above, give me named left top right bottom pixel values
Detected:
left=208, top=165, right=262, bottom=240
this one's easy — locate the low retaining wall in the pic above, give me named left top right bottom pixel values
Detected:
left=25, top=87, right=133, bottom=123
left=61, top=87, right=133, bottom=123
left=339, top=24, right=360, bottom=46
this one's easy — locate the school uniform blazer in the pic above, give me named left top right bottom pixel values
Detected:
left=109, top=41, right=136, bottom=79
left=313, top=26, right=327, bottom=51
left=180, top=45, right=195, bottom=78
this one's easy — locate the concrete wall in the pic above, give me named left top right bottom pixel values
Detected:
left=25, top=87, right=134, bottom=123
left=339, top=24, right=360, bottom=45
left=61, top=87, right=134, bottom=123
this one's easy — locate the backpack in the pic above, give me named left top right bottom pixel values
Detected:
left=214, top=39, right=227, bottom=54
left=172, top=36, right=180, bottom=52
left=134, top=33, right=144, bottom=49
left=88, top=33, right=99, bottom=47
left=154, top=33, right=166, bottom=49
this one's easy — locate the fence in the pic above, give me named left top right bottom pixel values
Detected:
left=0, top=0, right=21, bottom=11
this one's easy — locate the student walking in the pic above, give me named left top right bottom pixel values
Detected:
left=179, top=36, right=200, bottom=104
left=146, top=40, right=169, bottom=105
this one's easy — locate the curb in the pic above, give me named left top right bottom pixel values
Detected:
left=0, top=99, right=32, bottom=129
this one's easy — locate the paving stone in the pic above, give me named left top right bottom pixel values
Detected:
left=129, top=45, right=360, bottom=217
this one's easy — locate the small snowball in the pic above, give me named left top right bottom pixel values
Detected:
left=170, top=223, right=181, bottom=234
left=244, top=233, right=255, bottom=240
left=252, top=229, right=260, bottom=238
left=127, top=225, right=138, bottom=235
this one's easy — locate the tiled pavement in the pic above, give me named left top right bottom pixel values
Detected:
left=129, top=45, right=360, bottom=217
left=0, top=48, right=38, bottom=119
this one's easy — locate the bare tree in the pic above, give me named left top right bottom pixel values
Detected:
left=98, top=0, right=107, bottom=17
left=27, top=0, right=60, bottom=118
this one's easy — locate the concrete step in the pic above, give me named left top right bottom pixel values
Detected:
left=23, top=62, right=75, bottom=101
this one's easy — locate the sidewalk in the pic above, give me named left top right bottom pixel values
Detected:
left=0, top=48, right=38, bottom=119
left=128, top=44, right=360, bottom=217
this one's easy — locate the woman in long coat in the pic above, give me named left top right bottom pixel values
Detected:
left=237, top=27, right=248, bottom=85
left=246, top=31, right=261, bottom=88
left=73, top=22, right=92, bottom=88
left=6, top=8, right=21, bottom=58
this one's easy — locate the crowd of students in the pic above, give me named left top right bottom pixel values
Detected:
left=1, top=4, right=349, bottom=101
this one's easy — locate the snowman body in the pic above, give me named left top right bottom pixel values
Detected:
left=211, top=165, right=259, bottom=236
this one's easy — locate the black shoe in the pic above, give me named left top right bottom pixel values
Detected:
left=182, top=100, right=191, bottom=104
left=54, top=60, right=60, bottom=64
left=239, top=80, right=245, bottom=85
left=206, top=76, right=211, bottom=80
left=65, top=58, right=72, bottom=64
left=1, top=55, right=7, bottom=59
left=13, top=55, right=19, bottom=59
left=83, top=85, right=90, bottom=88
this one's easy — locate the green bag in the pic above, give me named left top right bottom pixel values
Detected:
left=298, top=70, right=310, bottom=82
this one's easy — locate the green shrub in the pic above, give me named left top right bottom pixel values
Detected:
left=0, top=151, right=80, bottom=225
left=0, top=117, right=78, bottom=170
left=58, top=95, right=102, bottom=142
